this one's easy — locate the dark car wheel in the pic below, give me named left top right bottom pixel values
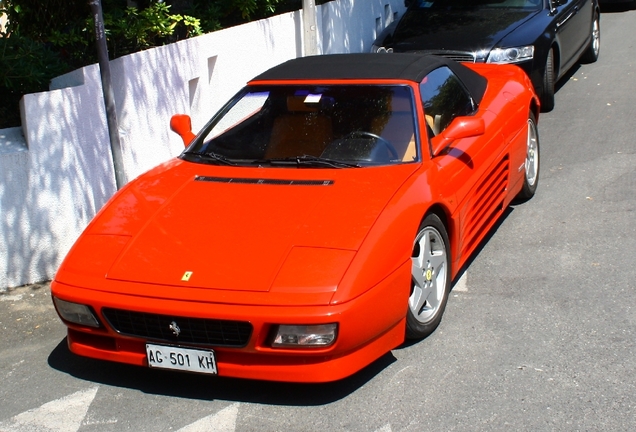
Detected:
left=516, top=112, right=540, bottom=202
left=581, top=13, right=600, bottom=63
left=541, top=49, right=555, bottom=112
left=406, top=213, right=451, bottom=339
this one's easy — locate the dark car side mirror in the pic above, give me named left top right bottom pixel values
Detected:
left=170, top=114, right=196, bottom=147
left=431, top=116, right=485, bottom=156
left=549, top=0, right=566, bottom=11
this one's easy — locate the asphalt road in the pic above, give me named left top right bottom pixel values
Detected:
left=1, top=6, right=635, bottom=431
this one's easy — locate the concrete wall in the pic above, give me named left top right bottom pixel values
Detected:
left=0, top=0, right=406, bottom=291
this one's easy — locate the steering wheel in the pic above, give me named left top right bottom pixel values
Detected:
left=347, top=131, right=399, bottom=160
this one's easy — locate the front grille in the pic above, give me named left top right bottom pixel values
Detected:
left=102, top=308, right=252, bottom=347
left=412, top=50, right=476, bottom=63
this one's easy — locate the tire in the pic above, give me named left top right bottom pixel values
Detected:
left=540, top=49, right=555, bottom=112
left=406, top=213, right=451, bottom=340
left=516, top=112, right=540, bottom=202
left=580, top=13, right=600, bottom=64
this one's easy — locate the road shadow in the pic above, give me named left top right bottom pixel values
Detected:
left=47, top=339, right=396, bottom=406
left=556, top=63, right=582, bottom=94
left=449, top=205, right=515, bottom=285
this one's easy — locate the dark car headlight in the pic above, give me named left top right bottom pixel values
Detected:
left=487, top=45, right=534, bottom=64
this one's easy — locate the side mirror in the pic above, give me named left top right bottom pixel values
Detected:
left=549, top=0, right=565, bottom=12
left=170, top=114, right=196, bottom=147
left=431, top=116, right=485, bottom=156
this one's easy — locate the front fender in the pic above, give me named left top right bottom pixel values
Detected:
left=331, top=163, right=455, bottom=304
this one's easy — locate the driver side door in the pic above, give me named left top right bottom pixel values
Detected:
left=421, top=67, right=509, bottom=262
left=550, top=0, right=588, bottom=74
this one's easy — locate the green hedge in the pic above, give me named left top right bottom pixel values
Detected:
left=0, top=0, right=309, bottom=128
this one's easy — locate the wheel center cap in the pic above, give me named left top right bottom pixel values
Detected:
left=425, top=269, right=433, bottom=281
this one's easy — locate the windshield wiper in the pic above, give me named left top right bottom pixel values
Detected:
left=183, top=151, right=238, bottom=166
left=257, top=155, right=361, bottom=169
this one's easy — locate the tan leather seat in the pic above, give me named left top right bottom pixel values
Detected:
left=370, top=95, right=417, bottom=162
left=266, top=96, right=333, bottom=159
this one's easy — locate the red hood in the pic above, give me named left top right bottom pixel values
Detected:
left=81, top=160, right=418, bottom=292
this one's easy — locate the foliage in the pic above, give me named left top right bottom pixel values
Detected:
left=162, top=0, right=297, bottom=33
left=0, top=34, right=68, bottom=92
left=0, top=0, right=89, bottom=40
left=2, top=1, right=204, bottom=68
left=0, top=0, right=306, bottom=128
left=98, top=2, right=202, bottom=59
left=0, top=34, right=70, bottom=128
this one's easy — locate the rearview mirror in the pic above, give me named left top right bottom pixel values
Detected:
left=431, top=116, right=485, bottom=156
left=170, top=114, right=196, bottom=147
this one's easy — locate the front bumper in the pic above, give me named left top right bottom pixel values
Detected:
left=51, top=261, right=409, bottom=383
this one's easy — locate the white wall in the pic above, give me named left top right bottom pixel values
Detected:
left=0, top=0, right=406, bottom=290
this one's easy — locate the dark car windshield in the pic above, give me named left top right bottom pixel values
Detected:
left=182, top=85, right=419, bottom=168
left=408, top=0, right=542, bottom=10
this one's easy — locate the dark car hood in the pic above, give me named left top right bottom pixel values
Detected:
left=385, top=8, right=539, bottom=53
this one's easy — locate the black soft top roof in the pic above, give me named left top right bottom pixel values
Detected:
left=251, top=53, right=488, bottom=104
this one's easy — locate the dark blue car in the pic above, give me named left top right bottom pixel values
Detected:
left=372, top=0, right=600, bottom=111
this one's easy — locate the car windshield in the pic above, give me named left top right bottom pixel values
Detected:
left=183, top=84, right=419, bottom=168
left=408, top=0, right=542, bottom=10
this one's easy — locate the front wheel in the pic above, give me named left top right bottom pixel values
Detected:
left=540, top=49, right=555, bottom=112
left=406, top=213, right=451, bottom=339
left=580, top=13, right=600, bottom=64
left=516, top=112, right=540, bottom=202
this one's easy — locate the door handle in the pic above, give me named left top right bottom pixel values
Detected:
left=557, top=11, right=574, bottom=28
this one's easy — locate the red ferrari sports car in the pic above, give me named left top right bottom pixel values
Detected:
left=51, top=53, right=540, bottom=383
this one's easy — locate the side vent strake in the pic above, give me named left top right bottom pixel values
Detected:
left=461, top=155, right=510, bottom=257
left=195, top=176, right=334, bottom=186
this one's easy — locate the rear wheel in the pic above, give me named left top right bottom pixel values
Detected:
left=406, top=213, right=451, bottom=339
left=516, top=112, right=540, bottom=202
left=581, top=13, right=600, bottom=63
left=541, top=49, right=555, bottom=112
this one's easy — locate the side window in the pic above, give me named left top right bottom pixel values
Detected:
left=420, top=67, right=474, bottom=137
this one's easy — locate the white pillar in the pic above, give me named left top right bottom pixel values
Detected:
left=302, top=0, right=318, bottom=56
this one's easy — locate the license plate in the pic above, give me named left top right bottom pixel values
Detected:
left=146, top=343, right=217, bottom=375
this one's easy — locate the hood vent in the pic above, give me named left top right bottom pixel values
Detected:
left=195, top=176, right=334, bottom=186
left=411, top=50, right=476, bottom=63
